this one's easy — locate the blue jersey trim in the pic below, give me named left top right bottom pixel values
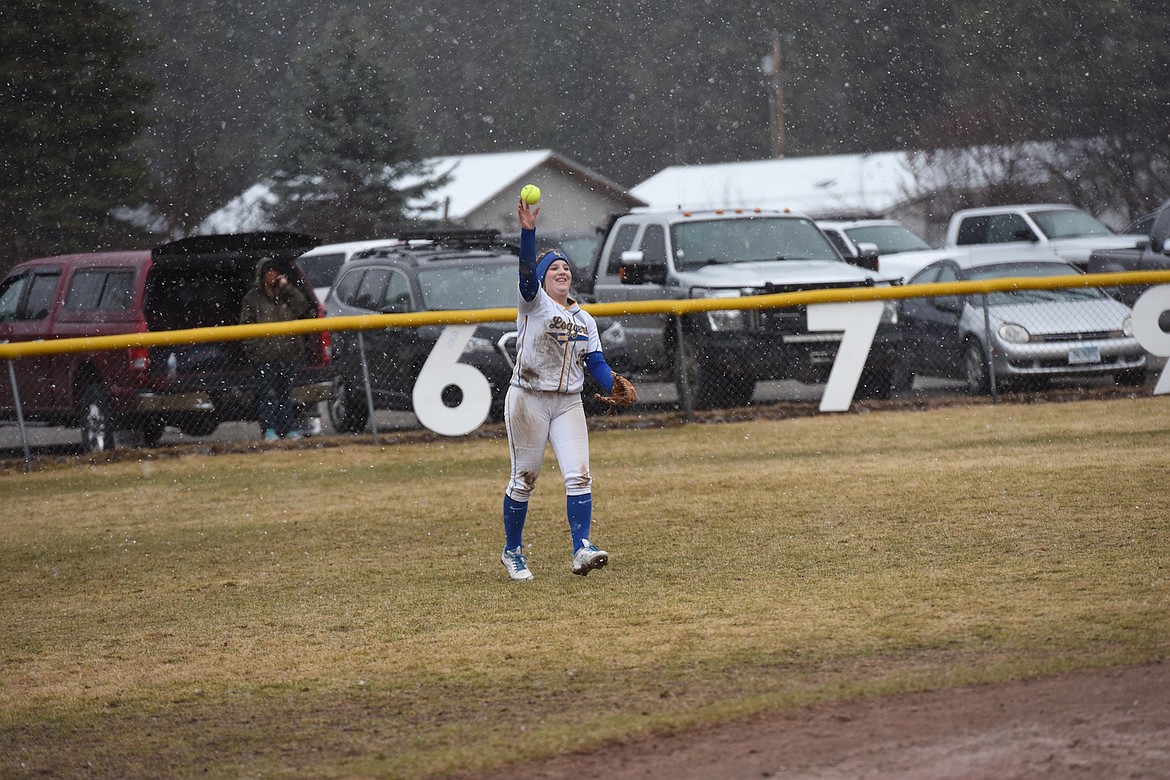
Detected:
left=583, top=351, right=614, bottom=393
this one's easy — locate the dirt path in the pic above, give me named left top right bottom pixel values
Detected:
left=462, top=663, right=1170, bottom=779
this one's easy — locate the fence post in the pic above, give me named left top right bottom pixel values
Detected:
left=981, top=293, right=999, bottom=402
left=674, top=317, right=695, bottom=421
left=7, top=360, right=32, bottom=473
left=356, top=331, right=379, bottom=444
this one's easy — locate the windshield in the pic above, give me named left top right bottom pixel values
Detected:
left=671, top=217, right=840, bottom=271
left=298, top=253, right=346, bottom=289
left=557, top=235, right=600, bottom=274
left=418, top=263, right=517, bottom=310
left=845, top=225, right=933, bottom=254
left=970, top=262, right=1106, bottom=305
left=1028, top=209, right=1115, bottom=240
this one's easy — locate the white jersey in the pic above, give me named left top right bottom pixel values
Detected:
left=511, top=286, right=602, bottom=393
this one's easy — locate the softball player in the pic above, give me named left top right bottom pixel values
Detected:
left=500, top=198, right=616, bottom=581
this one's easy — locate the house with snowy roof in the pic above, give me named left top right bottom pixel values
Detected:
left=199, top=149, right=645, bottom=238
left=629, top=151, right=934, bottom=235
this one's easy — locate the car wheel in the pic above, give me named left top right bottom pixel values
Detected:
left=676, top=335, right=751, bottom=410
left=963, top=340, right=991, bottom=395
left=1114, top=368, right=1147, bottom=387
left=79, top=384, right=114, bottom=453
left=137, top=416, right=166, bottom=446
left=177, top=412, right=219, bottom=437
left=893, top=359, right=915, bottom=392
left=857, top=356, right=905, bottom=400
left=328, top=375, right=369, bottom=433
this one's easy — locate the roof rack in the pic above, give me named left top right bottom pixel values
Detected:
left=395, top=228, right=507, bottom=251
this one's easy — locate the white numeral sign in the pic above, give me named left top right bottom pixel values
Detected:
left=412, top=325, right=492, bottom=436
left=1131, top=285, right=1170, bottom=395
left=808, top=300, right=884, bottom=412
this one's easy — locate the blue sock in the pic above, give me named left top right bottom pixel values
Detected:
left=566, top=493, right=592, bottom=552
left=503, top=494, right=528, bottom=551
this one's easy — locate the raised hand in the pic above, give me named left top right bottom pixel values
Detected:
left=518, top=197, right=540, bottom=230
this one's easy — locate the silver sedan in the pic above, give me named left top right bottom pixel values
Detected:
left=900, top=257, right=1147, bottom=393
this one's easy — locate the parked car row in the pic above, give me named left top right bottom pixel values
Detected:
left=0, top=202, right=1156, bottom=451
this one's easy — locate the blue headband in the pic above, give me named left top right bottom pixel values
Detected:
left=536, top=250, right=569, bottom=286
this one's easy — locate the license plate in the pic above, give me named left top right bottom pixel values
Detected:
left=1068, top=345, right=1100, bottom=365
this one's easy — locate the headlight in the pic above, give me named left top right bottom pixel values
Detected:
left=1122, top=315, right=1133, bottom=337
left=460, top=335, right=496, bottom=355
left=693, top=288, right=747, bottom=331
left=998, top=323, right=1031, bottom=343
left=600, top=321, right=627, bottom=349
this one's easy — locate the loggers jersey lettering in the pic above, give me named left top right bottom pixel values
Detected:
left=511, top=287, right=602, bottom=393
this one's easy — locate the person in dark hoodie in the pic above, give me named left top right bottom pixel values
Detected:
left=239, top=257, right=315, bottom=441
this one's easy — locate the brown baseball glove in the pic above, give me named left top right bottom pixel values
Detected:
left=594, top=372, right=638, bottom=413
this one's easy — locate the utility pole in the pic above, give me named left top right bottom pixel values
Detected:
left=770, top=30, right=785, bottom=158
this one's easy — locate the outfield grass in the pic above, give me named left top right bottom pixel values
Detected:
left=1, top=397, right=1168, bottom=778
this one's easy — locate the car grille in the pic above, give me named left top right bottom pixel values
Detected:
left=755, top=306, right=807, bottom=332
left=749, top=282, right=868, bottom=334
left=1029, top=330, right=1120, bottom=343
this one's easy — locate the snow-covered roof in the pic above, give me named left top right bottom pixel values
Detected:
left=199, top=149, right=641, bottom=234
left=403, top=150, right=553, bottom=221
left=630, top=151, right=919, bottom=218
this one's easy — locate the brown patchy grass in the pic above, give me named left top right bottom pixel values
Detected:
left=1, top=397, right=1168, bottom=778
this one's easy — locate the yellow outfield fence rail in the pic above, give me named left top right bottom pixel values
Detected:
left=2, top=271, right=1170, bottom=361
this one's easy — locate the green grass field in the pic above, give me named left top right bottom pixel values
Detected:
left=2, top=396, right=1168, bottom=778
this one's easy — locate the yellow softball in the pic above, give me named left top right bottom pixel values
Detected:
left=520, top=184, right=541, bottom=205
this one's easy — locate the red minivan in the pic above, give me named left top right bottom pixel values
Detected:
left=0, top=232, right=332, bottom=452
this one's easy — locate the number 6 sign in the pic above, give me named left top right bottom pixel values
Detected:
left=412, top=325, right=493, bottom=436
left=1130, top=285, right=1170, bottom=395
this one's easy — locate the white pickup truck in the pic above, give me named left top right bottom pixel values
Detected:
left=944, top=203, right=1138, bottom=270
left=578, top=209, right=906, bottom=409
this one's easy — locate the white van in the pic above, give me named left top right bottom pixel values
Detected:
left=296, top=239, right=400, bottom=301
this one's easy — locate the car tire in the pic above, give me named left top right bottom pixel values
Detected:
left=1114, top=368, right=1147, bottom=387
left=857, top=356, right=905, bottom=400
left=963, top=340, right=991, bottom=395
left=329, top=375, right=369, bottom=433
left=177, top=412, right=220, bottom=437
left=137, top=416, right=166, bottom=446
left=79, top=384, right=114, bottom=453
left=675, top=334, right=754, bottom=410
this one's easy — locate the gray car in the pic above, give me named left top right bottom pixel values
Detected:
left=900, top=257, right=1147, bottom=393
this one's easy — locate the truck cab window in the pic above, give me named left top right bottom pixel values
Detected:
left=0, top=274, right=28, bottom=321
left=638, top=225, right=667, bottom=266
left=23, top=271, right=61, bottom=320
left=604, top=224, right=639, bottom=275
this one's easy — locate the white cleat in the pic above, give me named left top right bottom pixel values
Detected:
left=501, top=546, right=534, bottom=581
left=571, top=540, right=609, bottom=576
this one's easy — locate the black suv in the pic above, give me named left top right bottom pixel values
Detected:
left=323, top=230, right=628, bottom=433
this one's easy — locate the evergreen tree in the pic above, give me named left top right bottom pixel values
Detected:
left=0, top=0, right=155, bottom=266
left=267, top=10, right=441, bottom=241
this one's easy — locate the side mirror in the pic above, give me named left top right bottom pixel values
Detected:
left=935, top=295, right=964, bottom=314
left=619, top=250, right=667, bottom=285
left=1162, top=237, right=1170, bottom=256
left=853, top=242, right=880, bottom=271
left=1013, top=228, right=1039, bottom=242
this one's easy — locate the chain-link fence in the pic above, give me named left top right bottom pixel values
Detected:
left=3, top=270, right=1170, bottom=471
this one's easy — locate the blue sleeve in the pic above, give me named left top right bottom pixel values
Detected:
left=518, top=227, right=539, bottom=302
left=583, top=351, right=614, bottom=393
